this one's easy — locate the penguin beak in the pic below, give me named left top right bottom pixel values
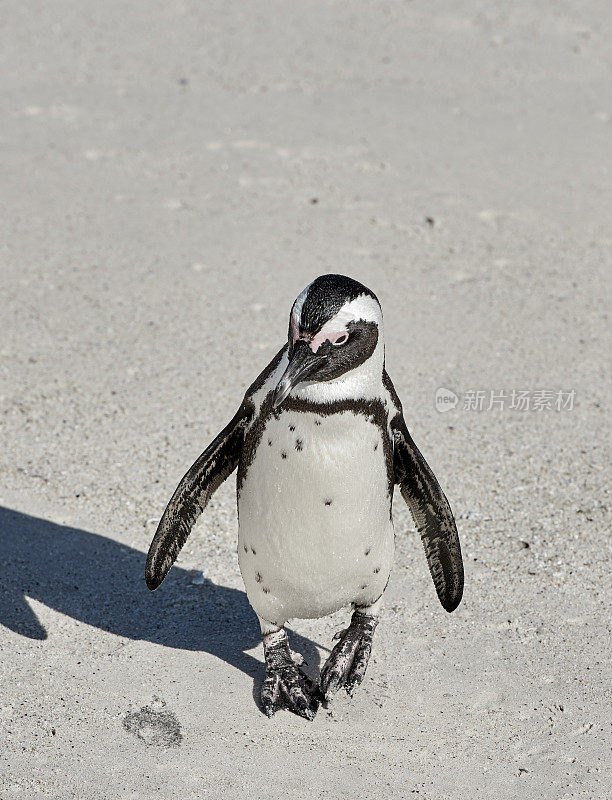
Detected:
left=273, top=340, right=327, bottom=409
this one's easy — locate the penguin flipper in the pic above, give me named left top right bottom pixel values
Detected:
left=145, top=402, right=253, bottom=591
left=391, top=413, right=464, bottom=612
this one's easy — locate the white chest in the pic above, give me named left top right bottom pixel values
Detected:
left=237, top=407, right=395, bottom=625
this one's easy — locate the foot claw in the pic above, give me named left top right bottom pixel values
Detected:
left=320, top=673, right=341, bottom=700
left=320, top=611, right=378, bottom=700
left=261, top=630, right=321, bottom=720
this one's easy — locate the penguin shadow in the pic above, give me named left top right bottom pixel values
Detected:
left=0, top=506, right=325, bottom=713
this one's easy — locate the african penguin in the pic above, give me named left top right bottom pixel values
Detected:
left=145, top=274, right=464, bottom=720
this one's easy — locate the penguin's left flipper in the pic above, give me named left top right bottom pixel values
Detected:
left=391, top=413, right=464, bottom=613
left=145, top=401, right=253, bottom=591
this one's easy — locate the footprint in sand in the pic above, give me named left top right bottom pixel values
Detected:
left=122, top=698, right=182, bottom=748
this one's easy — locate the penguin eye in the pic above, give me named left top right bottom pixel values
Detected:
left=331, top=332, right=349, bottom=347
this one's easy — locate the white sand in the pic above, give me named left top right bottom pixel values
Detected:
left=1, top=1, right=610, bottom=797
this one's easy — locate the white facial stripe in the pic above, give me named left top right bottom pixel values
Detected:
left=291, top=282, right=312, bottom=329
left=317, top=294, right=382, bottom=337
left=341, top=294, right=382, bottom=324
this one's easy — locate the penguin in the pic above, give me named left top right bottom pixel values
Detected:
left=145, top=274, right=463, bottom=720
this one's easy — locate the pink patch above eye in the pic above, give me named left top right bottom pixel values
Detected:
left=292, top=326, right=349, bottom=352
left=308, top=330, right=348, bottom=351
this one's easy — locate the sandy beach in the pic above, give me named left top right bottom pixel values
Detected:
left=1, top=2, right=610, bottom=797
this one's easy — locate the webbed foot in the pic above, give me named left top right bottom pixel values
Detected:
left=320, top=609, right=378, bottom=699
left=261, top=629, right=321, bottom=720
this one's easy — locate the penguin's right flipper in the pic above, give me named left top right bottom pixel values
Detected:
left=145, top=401, right=253, bottom=591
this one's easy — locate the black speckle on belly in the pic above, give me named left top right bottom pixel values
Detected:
left=289, top=424, right=295, bottom=431
left=373, top=566, right=380, bottom=574
left=360, top=584, right=368, bottom=590
left=364, top=548, right=370, bottom=556
left=373, top=442, right=378, bottom=451
left=314, top=419, right=321, bottom=426
left=268, top=439, right=272, bottom=446
left=255, top=572, right=263, bottom=582
left=281, top=451, right=287, bottom=460
left=243, top=545, right=248, bottom=553
left=324, top=498, right=332, bottom=506
left=262, top=587, right=270, bottom=594
left=251, top=547, right=256, bottom=555
left=295, top=438, right=303, bottom=451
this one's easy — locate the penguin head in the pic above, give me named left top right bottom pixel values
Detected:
left=273, top=274, right=383, bottom=408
